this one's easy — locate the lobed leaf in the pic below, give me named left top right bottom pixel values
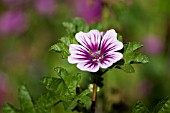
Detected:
left=116, top=42, right=149, bottom=73
left=49, top=42, right=69, bottom=58
left=63, top=89, right=91, bottom=111
left=72, top=18, right=89, bottom=32
left=123, top=42, right=149, bottom=64
left=155, top=97, right=170, bottom=113
left=76, top=89, right=92, bottom=108
left=90, top=23, right=104, bottom=31
left=3, top=104, right=19, bottom=113
left=18, top=85, right=36, bottom=113
left=118, top=64, right=135, bottom=73
left=60, top=36, right=78, bottom=46
left=62, top=22, right=76, bottom=34
left=49, top=36, right=78, bottom=59
left=49, top=43, right=65, bottom=52
left=35, top=92, right=58, bottom=113
left=124, top=42, right=143, bottom=54
left=3, top=85, right=36, bottom=113
left=63, top=18, right=89, bottom=34
left=132, top=53, right=150, bottom=64
left=39, top=67, right=91, bottom=111
left=132, top=101, right=150, bottom=113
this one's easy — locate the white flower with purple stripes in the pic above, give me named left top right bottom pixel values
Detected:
left=68, top=29, right=123, bottom=72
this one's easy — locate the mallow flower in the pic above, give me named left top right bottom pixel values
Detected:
left=74, top=0, right=102, bottom=25
left=34, top=0, right=57, bottom=16
left=0, top=10, right=28, bottom=36
left=68, top=29, right=123, bottom=72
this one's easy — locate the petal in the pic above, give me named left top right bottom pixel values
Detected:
left=68, top=44, right=92, bottom=64
left=75, top=30, right=101, bottom=52
left=100, top=29, right=123, bottom=55
left=77, top=61, right=100, bottom=72
left=100, top=52, right=123, bottom=69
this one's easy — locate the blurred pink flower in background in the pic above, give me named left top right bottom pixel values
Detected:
left=74, top=0, right=102, bottom=25
left=34, top=0, right=57, bottom=16
left=0, top=10, right=28, bottom=37
left=2, top=0, right=27, bottom=7
left=142, top=35, right=164, bottom=55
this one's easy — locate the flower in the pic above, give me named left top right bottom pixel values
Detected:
left=68, top=29, right=123, bottom=72
left=2, top=0, right=27, bottom=7
left=142, top=35, right=164, bottom=55
left=34, top=0, right=57, bottom=16
left=74, top=0, right=102, bottom=25
left=0, top=10, right=28, bottom=37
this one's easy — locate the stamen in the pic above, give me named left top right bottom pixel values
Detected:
left=91, top=56, right=102, bottom=62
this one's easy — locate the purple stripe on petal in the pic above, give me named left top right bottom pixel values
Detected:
left=68, top=44, right=93, bottom=64
left=100, top=29, right=123, bottom=55
left=77, top=61, right=99, bottom=72
left=100, top=52, right=123, bottom=68
left=102, top=29, right=117, bottom=41
left=100, top=41, right=123, bottom=55
left=75, top=30, right=101, bottom=52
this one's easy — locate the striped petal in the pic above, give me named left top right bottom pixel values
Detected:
left=75, top=30, right=101, bottom=52
left=100, top=52, right=123, bottom=69
left=77, top=61, right=100, bottom=72
left=100, top=29, right=123, bottom=55
left=68, top=44, right=92, bottom=64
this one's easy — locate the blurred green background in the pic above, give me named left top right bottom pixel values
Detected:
left=0, top=0, right=170, bottom=113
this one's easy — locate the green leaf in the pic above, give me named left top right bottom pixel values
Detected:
left=72, top=18, right=89, bottom=32
left=63, top=89, right=91, bottom=111
left=18, top=85, right=36, bottom=113
left=132, top=101, right=150, bottom=113
left=118, top=64, right=135, bottom=73
left=76, top=89, right=91, bottom=108
left=124, top=42, right=143, bottom=54
left=54, top=67, right=81, bottom=99
left=63, top=101, right=77, bottom=112
left=60, top=36, right=78, bottom=46
left=63, top=18, right=89, bottom=34
left=90, top=23, right=104, bottom=31
left=116, top=42, right=149, bottom=73
left=154, top=97, right=170, bottom=113
left=51, top=18, right=90, bottom=58
left=49, top=42, right=69, bottom=58
left=3, top=103, right=19, bottom=113
left=35, top=92, right=58, bottom=113
left=41, top=67, right=91, bottom=111
left=62, top=22, right=76, bottom=34
left=2, top=85, right=35, bottom=113
left=132, top=53, right=150, bottom=64
left=49, top=36, right=78, bottom=59
left=40, top=67, right=83, bottom=110
left=117, top=34, right=123, bottom=42
left=50, top=43, right=65, bottom=52
left=123, top=42, right=149, bottom=64
left=35, top=67, right=81, bottom=112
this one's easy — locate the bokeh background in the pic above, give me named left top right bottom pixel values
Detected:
left=0, top=0, right=170, bottom=113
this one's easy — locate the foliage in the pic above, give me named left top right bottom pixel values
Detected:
left=3, top=18, right=151, bottom=113
left=3, top=67, right=91, bottom=113
left=50, top=18, right=149, bottom=73
left=132, top=97, right=170, bottom=113
left=116, top=42, right=149, bottom=73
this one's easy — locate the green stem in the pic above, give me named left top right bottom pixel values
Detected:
left=91, top=83, right=97, bottom=113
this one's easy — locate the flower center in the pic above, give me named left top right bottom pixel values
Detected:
left=91, top=52, right=102, bottom=62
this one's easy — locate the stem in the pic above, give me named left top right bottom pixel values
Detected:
left=91, top=83, right=97, bottom=113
